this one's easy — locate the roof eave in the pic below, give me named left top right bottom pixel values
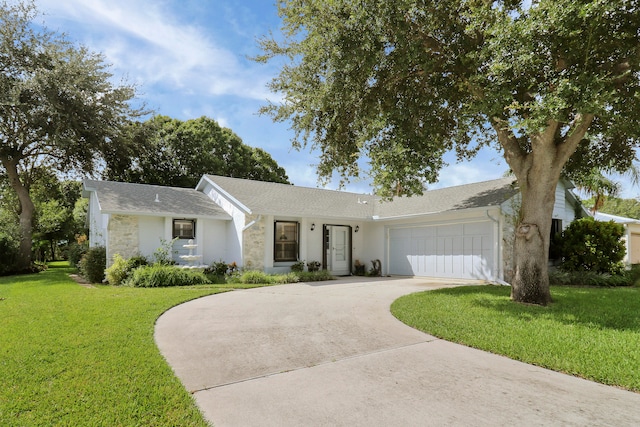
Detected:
left=99, top=209, right=231, bottom=220
left=373, top=205, right=503, bottom=221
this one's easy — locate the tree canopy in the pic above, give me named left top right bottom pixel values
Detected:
left=258, top=0, right=640, bottom=304
left=0, top=0, right=141, bottom=270
left=585, top=196, right=640, bottom=219
left=103, top=115, right=290, bottom=188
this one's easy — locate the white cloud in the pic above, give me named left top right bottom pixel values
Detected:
left=37, top=0, right=275, bottom=100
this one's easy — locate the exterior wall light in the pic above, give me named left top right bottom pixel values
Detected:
left=310, top=223, right=316, bottom=231
left=355, top=225, right=359, bottom=232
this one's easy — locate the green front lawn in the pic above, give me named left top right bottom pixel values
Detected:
left=0, top=262, right=264, bottom=426
left=391, top=285, right=640, bottom=392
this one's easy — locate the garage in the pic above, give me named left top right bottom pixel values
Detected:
left=388, top=221, right=495, bottom=280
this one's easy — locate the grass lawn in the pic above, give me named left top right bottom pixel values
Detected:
left=391, top=285, right=640, bottom=392
left=0, top=262, right=265, bottom=426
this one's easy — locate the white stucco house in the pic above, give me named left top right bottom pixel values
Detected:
left=83, top=175, right=585, bottom=282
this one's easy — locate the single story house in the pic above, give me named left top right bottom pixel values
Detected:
left=594, top=212, right=640, bottom=265
left=83, top=175, right=585, bottom=282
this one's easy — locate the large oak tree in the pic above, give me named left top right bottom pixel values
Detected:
left=257, top=0, right=640, bottom=305
left=0, top=1, right=140, bottom=270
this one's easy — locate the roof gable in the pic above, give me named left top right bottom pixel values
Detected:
left=83, top=180, right=230, bottom=219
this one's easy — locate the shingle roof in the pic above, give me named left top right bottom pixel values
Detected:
left=83, top=179, right=230, bottom=219
left=203, top=175, right=377, bottom=219
left=204, top=174, right=519, bottom=220
left=375, top=177, right=519, bottom=219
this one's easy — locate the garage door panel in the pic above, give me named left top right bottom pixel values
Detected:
left=389, top=222, right=494, bottom=279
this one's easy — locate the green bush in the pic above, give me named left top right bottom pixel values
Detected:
left=549, top=269, right=632, bottom=287
left=124, top=264, right=211, bottom=287
left=105, top=253, right=149, bottom=286
left=239, top=270, right=272, bottom=284
left=290, top=260, right=305, bottom=272
left=79, top=246, right=106, bottom=283
left=627, top=264, right=640, bottom=287
left=559, top=218, right=626, bottom=274
left=0, top=235, right=19, bottom=276
left=295, top=270, right=334, bottom=282
left=206, top=260, right=230, bottom=276
left=66, top=242, right=88, bottom=268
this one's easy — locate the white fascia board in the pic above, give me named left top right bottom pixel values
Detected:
left=101, top=209, right=231, bottom=220
left=372, top=205, right=501, bottom=222
left=199, top=175, right=252, bottom=215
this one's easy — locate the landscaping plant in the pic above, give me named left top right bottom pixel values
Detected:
left=559, top=218, right=626, bottom=274
left=78, top=246, right=106, bottom=283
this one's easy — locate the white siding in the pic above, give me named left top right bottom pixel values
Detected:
left=138, top=216, right=164, bottom=259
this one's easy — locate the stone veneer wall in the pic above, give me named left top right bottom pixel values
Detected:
left=242, top=214, right=265, bottom=270
left=108, top=214, right=139, bottom=265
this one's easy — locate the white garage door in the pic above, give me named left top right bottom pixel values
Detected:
left=388, top=222, right=494, bottom=280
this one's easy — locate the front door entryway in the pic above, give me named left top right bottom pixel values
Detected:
left=324, top=225, right=352, bottom=276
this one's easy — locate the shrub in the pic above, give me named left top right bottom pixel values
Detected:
left=290, top=260, right=305, bottom=272
left=559, top=218, right=626, bottom=275
left=0, top=235, right=20, bottom=276
left=105, top=254, right=148, bottom=286
left=124, top=264, right=211, bottom=287
left=206, top=260, right=230, bottom=277
left=66, top=242, right=88, bottom=268
left=306, top=261, right=321, bottom=272
left=79, top=246, right=107, bottom=283
left=295, top=270, right=334, bottom=282
left=629, top=264, right=640, bottom=287
left=548, top=269, right=632, bottom=287
left=239, top=270, right=272, bottom=284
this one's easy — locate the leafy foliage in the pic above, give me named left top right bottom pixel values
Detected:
left=0, top=1, right=141, bottom=269
left=103, top=116, right=290, bottom=188
left=290, top=260, right=305, bottom=272
left=124, top=264, right=211, bottom=287
left=105, top=253, right=148, bottom=286
left=584, top=196, right=640, bottom=219
left=66, top=241, right=88, bottom=268
left=548, top=269, right=632, bottom=287
left=559, top=218, right=626, bottom=274
left=78, top=246, right=106, bottom=283
left=258, top=0, right=640, bottom=196
left=0, top=234, right=19, bottom=275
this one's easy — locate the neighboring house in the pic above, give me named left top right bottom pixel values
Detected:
left=83, top=175, right=584, bottom=282
left=594, top=212, right=640, bottom=265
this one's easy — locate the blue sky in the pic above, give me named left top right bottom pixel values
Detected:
left=36, top=0, right=637, bottom=198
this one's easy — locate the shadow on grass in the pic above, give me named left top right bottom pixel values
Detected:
left=432, top=285, right=640, bottom=333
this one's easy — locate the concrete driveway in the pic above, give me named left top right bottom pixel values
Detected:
left=155, top=277, right=640, bottom=426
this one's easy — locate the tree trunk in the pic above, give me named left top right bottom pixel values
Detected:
left=511, top=176, right=556, bottom=305
left=1, top=156, right=34, bottom=271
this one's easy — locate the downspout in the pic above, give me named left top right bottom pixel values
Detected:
left=486, top=210, right=510, bottom=286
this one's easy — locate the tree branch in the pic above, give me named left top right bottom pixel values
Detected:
left=491, top=117, right=526, bottom=172
left=555, top=113, right=595, bottom=167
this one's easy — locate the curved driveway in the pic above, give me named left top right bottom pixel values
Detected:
left=155, top=277, right=640, bottom=426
